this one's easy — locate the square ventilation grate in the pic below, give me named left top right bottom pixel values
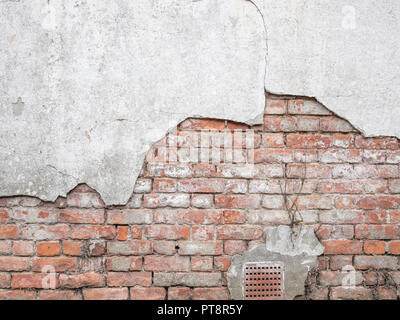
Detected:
left=243, top=262, right=284, bottom=300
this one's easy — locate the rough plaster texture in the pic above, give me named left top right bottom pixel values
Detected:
left=227, top=226, right=324, bottom=300
left=253, top=0, right=400, bottom=137
left=0, top=0, right=265, bottom=204
left=1, top=0, right=400, bottom=204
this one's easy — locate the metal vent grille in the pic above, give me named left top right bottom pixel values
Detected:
left=243, top=262, right=284, bottom=300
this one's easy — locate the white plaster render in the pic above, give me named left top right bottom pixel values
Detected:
left=253, top=0, right=400, bottom=137
left=1, top=0, right=400, bottom=205
left=0, top=0, right=266, bottom=204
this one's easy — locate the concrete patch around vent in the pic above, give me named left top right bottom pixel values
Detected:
left=228, top=225, right=324, bottom=300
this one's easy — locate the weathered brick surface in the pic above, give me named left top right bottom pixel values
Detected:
left=1, top=94, right=399, bottom=300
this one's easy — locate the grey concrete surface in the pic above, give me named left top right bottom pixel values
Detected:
left=0, top=0, right=265, bottom=204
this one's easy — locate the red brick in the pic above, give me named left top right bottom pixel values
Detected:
left=0, top=225, right=19, bottom=239
left=0, top=290, right=36, bottom=300
left=295, top=116, right=320, bottom=132
left=318, top=180, right=363, bottom=194
left=107, top=240, right=152, bottom=256
left=288, top=99, right=331, bottom=115
left=332, top=134, right=353, bottom=148
left=363, top=271, right=381, bottom=285
left=223, top=210, right=246, bottom=224
left=377, top=195, right=400, bottom=209
left=354, top=256, right=398, bottom=270
left=153, top=178, right=177, bottom=193
left=322, top=240, right=363, bottom=254
left=264, top=116, right=296, bottom=132
left=334, top=196, right=356, bottom=209
left=153, top=241, right=176, bottom=255
left=62, top=241, right=83, bottom=256
left=192, top=225, right=214, bottom=240
left=178, top=241, right=223, bottom=256
left=191, top=194, right=213, bottom=208
left=388, top=241, right=400, bottom=254
left=144, top=256, right=190, bottom=271
left=320, top=117, right=355, bottom=132
left=317, top=256, right=329, bottom=270
left=294, top=149, right=318, bottom=162
left=191, top=257, right=213, bottom=271
left=144, top=193, right=190, bottom=208
left=355, top=136, right=399, bottom=149
left=38, top=290, right=80, bottom=300
left=60, top=209, right=104, bottom=224
left=37, top=242, right=60, bottom=256
left=294, top=195, right=333, bottom=210
left=224, top=240, right=247, bottom=255
left=83, top=288, right=128, bottom=300
left=130, top=226, right=142, bottom=239
left=262, top=133, right=284, bottom=147
left=215, top=195, right=260, bottom=209
left=11, top=208, right=58, bottom=223
left=0, top=257, right=30, bottom=271
left=389, top=211, right=400, bottom=224
left=364, top=241, right=386, bottom=255
left=117, top=226, right=128, bottom=241
left=130, top=287, right=166, bottom=300
left=250, top=148, right=293, bottom=163
left=316, top=225, right=354, bottom=240
left=168, top=287, right=192, bottom=300
left=66, top=192, right=104, bottom=208
left=0, top=241, right=11, bottom=254
left=107, top=209, right=152, bottom=224
left=193, top=288, right=229, bottom=300
left=265, top=98, right=286, bottom=114
left=107, top=272, right=152, bottom=287
left=106, top=257, right=142, bottom=271
left=0, top=273, right=10, bottom=288
left=13, top=241, right=34, bottom=256
left=70, top=225, right=115, bottom=240
left=389, top=179, right=400, bottom=193
left=145, top=225, right=190, bottom=240
left=21, top=225, right=69, bottom=240
left=365, top=180, right=387, bottom=193
left=0, top=208, right=10, bottom=223
left=355, top=225, right=399, bottom=240
left=179, top=118, right=225, bottom=130
left=287, top=134, right=332, bottom=149
left=193, top=164, right=216, bottom=177
left=319, top=210, right=363, bottom=224
left=376, top=287, right=398, bottom=300
left=217, top=225, right=262, bottom=240
left=32, top=257, right=78, bottom=272
left=133, top=178, right=152, bottom=193
left=178, top=179, right=224, bottom=194
left=319, top=149, right=361, bottom=163
left=377, top=165, right=399, bottom=178
left=178, top=209, right=222, bottom=225
left=12, top=273, right=58, bottom=289
left=59, top=273, right=105, bottom=288
left=307, top=287, right=329, bottom=300
left=214, top=256, right=231, bottom=271
left=330, top=255, right=352, bottom=271
left=330, top=287, right=373, bottom=300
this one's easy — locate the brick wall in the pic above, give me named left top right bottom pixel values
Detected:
left=0, top=93, right=399, bottom=300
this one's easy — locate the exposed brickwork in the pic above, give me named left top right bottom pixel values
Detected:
left=0, top=93, right=399, bottom=300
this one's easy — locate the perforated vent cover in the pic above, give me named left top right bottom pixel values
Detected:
left=243, top=262, right=284, bottom=300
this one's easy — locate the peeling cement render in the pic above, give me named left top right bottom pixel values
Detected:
left=0, top=0, right=400, bottom=205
